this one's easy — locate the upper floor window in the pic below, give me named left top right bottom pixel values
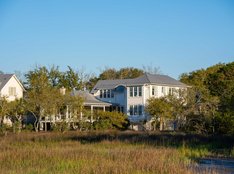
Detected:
left=129, top=86, right=142, bottom=97
left=103, top=90, right=107, bottom=98
left=111, top=90, right=114, bottom=98
left=169, top=88, right=172, bottom=95
left=130, top=87, right=133, bottom=97
left=107, top=89, right=110, bottom=98
left=134, top=87, right=138, bottom=97
left=161, top=86, right=167, bottom=94
left=139, top=87, right=142, bottom=96
left=9, top=87, right=16, bottom=96
left=100, top=89, right=114, bottom=98
left=100, top=90, right=103, bottom=98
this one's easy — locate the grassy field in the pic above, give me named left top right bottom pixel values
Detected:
left=0, top=131, right=233, bottom=174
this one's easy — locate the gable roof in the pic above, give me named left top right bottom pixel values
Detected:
left=0, top=74, right=14, bottom=90
left=92, top=73, right=187, bottom=92
left=72, top=90, right=111, bottom=106
left=0, top=74, right=25, bottom=91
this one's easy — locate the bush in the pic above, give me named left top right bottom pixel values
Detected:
left=51, top=121, right=69, bottom=133
left=93, top=111, right=128, bottom=130
left=0, top=124, right=10, bottom=135
left=23, top=124, right=34, bottom=132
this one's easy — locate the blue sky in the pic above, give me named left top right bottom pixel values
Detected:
left=0, top=0, right=233, bottom=79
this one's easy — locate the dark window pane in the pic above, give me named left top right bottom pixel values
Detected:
left=130, top=105, right=133, bottom=115
left=134, top=87, right=137, bottom=97
left=107, top=89, right=110, bottom=98
left=100, top=90, right=103, bottom=98
left=130, top=87, right=133, bottom=97
left=139, top=86, right=142, bottom=96
left=104, top=90, right=107, bottom=98
left=111, top=90, right=114, bottom=98
left=134, top=105, right=138, bottom=115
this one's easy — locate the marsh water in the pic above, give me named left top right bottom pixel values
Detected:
left=197, top=158, right=234, bottom=173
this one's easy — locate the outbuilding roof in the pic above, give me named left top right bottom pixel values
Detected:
left=0, top=74, right=14, bottom=90
left=92, top=73, right=187, bottom=92
left=71, top=90, right=112, bottom=106
left=0, top=74, right=25, bottom=91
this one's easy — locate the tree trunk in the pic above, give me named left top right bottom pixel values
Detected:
left=160, top=117, right=164, bottom=131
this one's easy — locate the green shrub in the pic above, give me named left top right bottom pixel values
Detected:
left=51, top=122, right=69, bottom=133
left=24, top=124, right=34, bottom=132
left=93, top=111, right=128, bottom=130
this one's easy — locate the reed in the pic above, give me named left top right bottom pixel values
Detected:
left=0, top=131, right=225, bottom=174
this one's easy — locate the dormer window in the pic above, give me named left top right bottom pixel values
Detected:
left=100, top=89, right=114, bottom=98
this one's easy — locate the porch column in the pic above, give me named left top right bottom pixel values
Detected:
left=80, top=112, right=83, bottom=120
left=103, top=106, right=105, bottom=112
left=91, top=105, right=93, bottom=123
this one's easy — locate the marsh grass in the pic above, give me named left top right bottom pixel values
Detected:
left=0, top=131, right=231, bottom=174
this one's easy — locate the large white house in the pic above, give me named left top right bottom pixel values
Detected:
left=0, top=74, right=25, bottom=102
left=91, top=73, right=187, bottom=128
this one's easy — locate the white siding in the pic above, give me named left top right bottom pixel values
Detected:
left=0, top=76, right=23, bottom=102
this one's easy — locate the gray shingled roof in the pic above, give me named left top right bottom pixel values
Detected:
left=0, top=74, right=14, bottom=90
left=92, top=73, right=187, bottom=92
left=72, top=90, right=112, bottom=106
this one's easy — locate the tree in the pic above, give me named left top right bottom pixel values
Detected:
left=0, top=98, right=9, bottom=126
left=7, top=99, right=26, bottom=133
left=142, top=64, right=161, bottom=74
left=117, top=67, right=144, bottom=79
left=146, top=97, right=173, bottom=131
left=99, top=68, right=118, bottom=80
left=48, top=65, right=61, bottom=87
left=179, top=62, right=234, bottom=134
left=59, top=66, right=81, bottom=90
left=25, top=66, right=60, bottom=131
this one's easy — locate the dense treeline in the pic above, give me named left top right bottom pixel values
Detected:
left=0, top=62, right=233, bottom=135
left=0, top=66, right=132, bottom=133
left=180, top=62, right=234, bottom=134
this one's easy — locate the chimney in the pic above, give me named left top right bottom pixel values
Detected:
left=60, top=87, right=66, bottom=95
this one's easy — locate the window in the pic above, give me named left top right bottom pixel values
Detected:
left=8, top=87, right=16, bottom=96
left=138, top=105, right=143, bottom=115
left=134, top=87, right=137, bottom=97
left=169, top=88, right=172, bottom=95
left=172, top=88, right=176, bottom=94
left=133, top=105, right=138, bottom=115
left=103, top=90, right=107, bottom=98
left=138, top=86, right=142, bottom=96
left=111, top=90, right=114, bottom=98
left=129, top=105, right=133, bottom=115
left=130, top=87, right=133, bottom=97
left=107, top=89, right=110, bottom=98
left=100, top=90, right=103, bottom=98
left=129, top=105, right=144, bottom=115
left=130, top=86, right=142, bottom=97
left=152, top=87, right=155, bottom=96
left=162, top=87, right=166, bottom=94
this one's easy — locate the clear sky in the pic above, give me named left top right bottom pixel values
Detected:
left=0, top=0, right=234, bottom=79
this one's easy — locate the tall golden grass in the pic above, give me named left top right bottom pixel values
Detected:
left=0, top=131, right=220, bottom=174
